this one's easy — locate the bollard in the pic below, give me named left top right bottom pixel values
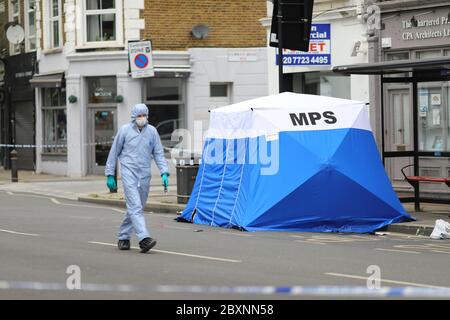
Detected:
left=10, top=149, right=18, bottom=183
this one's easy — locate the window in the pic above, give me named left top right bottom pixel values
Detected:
left=42, top=88, right=67, bottom=154
left=210, top=84, right=229, bottom=97
left=416, top=50, right=442, bottom=60
left=48, top=0, right=62, bottom=48
left=294, top=72, right=350, bottom=99
left=85, top=0, right=118, bottom=43
left=145, top=78, right=185, bottom=153
left=87, top=77, right=117, bottom=104
left=9, top=0, right=20, bottom=54
left=25, top=0, right=37, bottom=51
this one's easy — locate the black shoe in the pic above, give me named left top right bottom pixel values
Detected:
left=117, top=239, right=130, bottom=250
left=139, top=237, right=157, bottom=253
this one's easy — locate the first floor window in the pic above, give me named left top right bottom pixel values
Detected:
left=42, top=88, right=67, bottom=154
left=9, top=0, right=20, bottom=54
left=86, top=0, right=117, bottom=42
left=49, top=0, right=62, bottom=48
left=25, top=0, right=37, bottom=51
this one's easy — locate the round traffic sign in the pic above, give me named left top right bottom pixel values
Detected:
left=134, top=54, right=149, bottom=69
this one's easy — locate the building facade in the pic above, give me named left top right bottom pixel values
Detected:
left=261, top=0, right=371, bottom=115
left=1, top=0, right=269, bottom=177
left=368, top=0, right=450, bottom=198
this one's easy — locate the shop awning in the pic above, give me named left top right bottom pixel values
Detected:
left=29, top=72, right=64, bottom=88
left=333, top=57, right=450, bottom=75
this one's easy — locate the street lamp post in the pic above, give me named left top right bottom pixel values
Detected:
left=277, top=1, right=284, bottom=93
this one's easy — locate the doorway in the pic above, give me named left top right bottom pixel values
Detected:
left=87, top=108, right=116, bottom=175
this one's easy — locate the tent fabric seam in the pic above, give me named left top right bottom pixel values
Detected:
left=210, top=139, right=230, bottom=226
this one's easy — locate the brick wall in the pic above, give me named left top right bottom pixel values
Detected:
left=142, top=0, right=267, bottom=50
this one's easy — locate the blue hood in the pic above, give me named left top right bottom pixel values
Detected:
left=131, top=104, right=149, bottom=122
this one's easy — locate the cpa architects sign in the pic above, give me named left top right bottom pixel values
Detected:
left=402, top=16, right=450, bottom=40
left=382, top=7, right=450, bottom=50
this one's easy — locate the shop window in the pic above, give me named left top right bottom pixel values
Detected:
left=295, top=72, right=350, bottom=99
left=418, top=84, right=446, bottom=152
left=146, top=78, right=181, bottom=101
left=87, top=77, right=117, bottom=104
left=145, top=78, right=185, bottom=153
left=420, top=167, right=440, bottom=178
left=42, top=88, right=67, bottom=154
left=385, top=52, right=409, bottom=61
left=416, top=50, right=442, bottom=60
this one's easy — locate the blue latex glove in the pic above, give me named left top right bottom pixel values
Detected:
left=161, top=173, right=169, bottom=189
left=106, top=175, right=117, bottom=190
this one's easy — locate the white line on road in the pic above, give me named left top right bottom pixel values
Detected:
left=2, top=191, right=125, bottom=213
left=295, top=239, right=328, bottom=245
left=325, top=272, right=446, bottom=289
left=375, top=248, right=421, bottom=254
left=219, top=231, right=253, bottom=237
left=0, top=228, right=40, bottom=237
left=88, top=241, right=242, bottom=263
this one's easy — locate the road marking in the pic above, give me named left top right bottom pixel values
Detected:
left=375, top=248, right=421, bottom=254
left=431, top=250, right=450, bottom=255
left=325, top=272, right=446, bottom=289
left=2, top=191, right=125, bottom=213
left=69, top=216, right=96, bottom=220
left=0, top=228, right=40, bottom=237
left=156, top=224, right=192, bottom=231
left=88, top=241, right=242, bottom=263
left=219, top=231, right=253, bottom=237
left=295, top=239, right=328, bottom=245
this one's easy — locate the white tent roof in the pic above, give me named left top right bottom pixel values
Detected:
left=207, top=92, right=370, bottom=139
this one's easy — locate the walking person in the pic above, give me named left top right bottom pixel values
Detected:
left=105, top=103, right=169, bottom=253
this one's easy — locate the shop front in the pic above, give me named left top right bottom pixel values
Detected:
left=333, top=3, right=450, bottom=209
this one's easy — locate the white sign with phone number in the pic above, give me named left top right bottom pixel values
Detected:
left=276, top=24, right=331, bottom=66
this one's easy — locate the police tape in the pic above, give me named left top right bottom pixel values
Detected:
left=0, top=141, right=114, bottom=148
left=1, top=280, right=450, bottom=297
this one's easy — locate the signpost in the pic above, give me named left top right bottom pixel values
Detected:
left=128, top=40, right=154, bottom=78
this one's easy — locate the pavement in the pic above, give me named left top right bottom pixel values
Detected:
left=0, top=168, right=449, bottom=237
left=1, top=190, right=450, bottom=300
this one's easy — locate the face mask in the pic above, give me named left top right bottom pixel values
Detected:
left=136, top=117, right=148, bottom=127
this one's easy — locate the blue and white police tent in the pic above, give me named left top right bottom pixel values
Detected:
left=178, top=92, right=413, bottom=233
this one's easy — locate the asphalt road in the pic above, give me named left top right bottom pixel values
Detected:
left=1, top=190, right=450, bottom=300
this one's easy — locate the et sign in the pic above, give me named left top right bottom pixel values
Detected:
left=276, top=24, right=331, bottom=66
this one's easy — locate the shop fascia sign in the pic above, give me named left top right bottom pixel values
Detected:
left=401, top=14, right=450, bottom=41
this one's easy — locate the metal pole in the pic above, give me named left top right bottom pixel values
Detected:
left=277, top=0, right=284, bottom=93
left=10, top=149, right=18, bottom=182
left=412, top=77, right=420, bottom=212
